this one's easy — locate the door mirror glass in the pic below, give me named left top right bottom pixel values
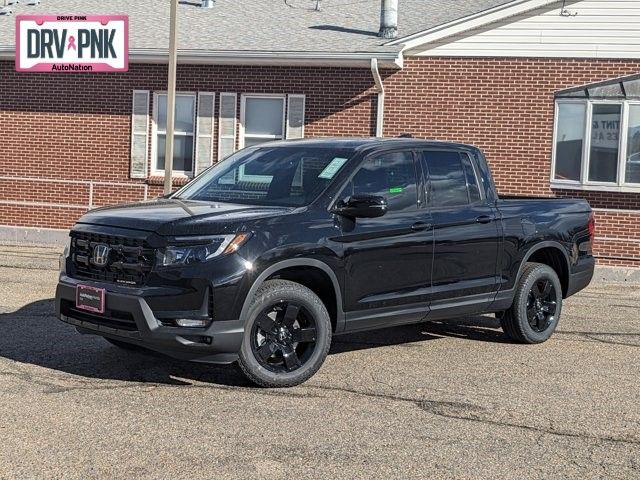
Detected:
left=333, top=194, right=388, bottom=218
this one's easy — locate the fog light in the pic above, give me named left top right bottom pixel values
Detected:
left=175, top=318, right=210, bottom=328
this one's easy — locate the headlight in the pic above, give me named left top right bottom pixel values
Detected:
left=157, top=232, right=251, bottom=267
left=59, top=235, right=72, bottom=273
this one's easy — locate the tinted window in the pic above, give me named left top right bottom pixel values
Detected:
left=175, top=146, right=354, bottom=207
left=423, top=151, right=474, bottom=207
left=340, top=151, right=418, bottom=212
left=461, top=153, right=481, bottom=203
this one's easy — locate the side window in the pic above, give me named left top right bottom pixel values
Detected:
left=423, top=150, right=480, bottom=207
left=460, top=153, right=481, bottom=203
left=340, top=151, right=418, bottom=213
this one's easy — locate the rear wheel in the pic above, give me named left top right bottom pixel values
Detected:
left=238, top=280, right=331, bottom=388
left=501, top=262, right=562, bottom=344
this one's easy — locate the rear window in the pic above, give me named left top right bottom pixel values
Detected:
left=422, top=150, right=482, bottom=207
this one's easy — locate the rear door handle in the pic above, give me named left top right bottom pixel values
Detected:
left=476, top=215, right=493, bottom=224
left=411, top=222, right=432, bottom=231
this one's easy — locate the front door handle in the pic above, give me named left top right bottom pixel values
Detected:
left=411, top=222, right=432, bottom=231
left=476, top=215, right=493, bottom=224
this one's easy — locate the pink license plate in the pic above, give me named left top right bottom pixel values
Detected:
left=75, top=285, right=105, bottom=314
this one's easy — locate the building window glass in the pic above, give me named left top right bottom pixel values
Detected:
left=626, top=105, right=640, bottom=184
left=554, top=103, right=586, bottom=182
left=553, top=73, right=640, bottom=190
left=588, top=103, right=621, bottom=183
left=240, top=95, right=286, bottom=183
left=154, top=93, right=196, bottom=175
left=242, top=96, right=285, bottom=147
left=552, top=100, right=640, bottom=189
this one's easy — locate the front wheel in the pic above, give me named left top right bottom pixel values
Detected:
left=500, top=262, right=563, bottom=344
left=238, top=280, right=332, bottom=388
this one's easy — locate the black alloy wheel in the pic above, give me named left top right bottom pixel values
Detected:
left=250, top=301, right=318, bottom=373
left=500, top=262, right=563, bottom=344
left=238, top=279, right=332, bottom=387
left=526, top=278, right=558, bottom=332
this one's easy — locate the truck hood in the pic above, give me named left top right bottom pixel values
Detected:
left=76, top=199, right=295, bottom=236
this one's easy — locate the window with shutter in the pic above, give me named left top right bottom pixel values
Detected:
left=218, top=93, right=237, bottom=161
left=130, top=90, right=150, bottom=179
left=152, top=92, right=197, bottom=176
left=195, top=92, right=215, bottom=176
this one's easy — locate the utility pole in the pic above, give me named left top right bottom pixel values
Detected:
left=164, top=0, right=179, bottom=195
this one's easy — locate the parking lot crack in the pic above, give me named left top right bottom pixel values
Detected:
left=306, top=384, right=640, bottom=447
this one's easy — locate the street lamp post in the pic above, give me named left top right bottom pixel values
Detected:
left=164, top=0, right=179, bottom=195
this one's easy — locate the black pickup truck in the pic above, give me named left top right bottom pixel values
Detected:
left=56, top=138, right=595, bottom=387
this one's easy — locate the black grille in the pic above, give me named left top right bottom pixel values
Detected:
left=70, top=231, right=155, bottom=285
left=61, top=300, right=138, bottom=331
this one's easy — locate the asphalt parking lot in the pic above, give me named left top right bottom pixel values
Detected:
left=0, top=245, right=638, bottom=479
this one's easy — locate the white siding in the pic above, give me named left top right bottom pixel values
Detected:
left=409, top=1, right=640, bottom=59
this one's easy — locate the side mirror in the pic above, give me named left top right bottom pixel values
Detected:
left=333, top=194, right=388, bottom=218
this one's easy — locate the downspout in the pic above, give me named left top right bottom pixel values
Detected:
left=370, top=58, right=385, bottom=138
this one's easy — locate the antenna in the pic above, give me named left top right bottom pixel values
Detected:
left=560, top=0, right=577, bottom=17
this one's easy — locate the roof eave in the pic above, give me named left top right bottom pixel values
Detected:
left=0, top=47, right=403, bottom=69
left=387, top=0, right=558, bottom=52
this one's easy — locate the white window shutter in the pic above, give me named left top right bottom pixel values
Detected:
left=130, top=90, right=150, bottom=179
left=286, top=94, right=305, bottom=139
left=195, top=92, right=215, bottom=176
left=218, top=92, right=237, bottom=160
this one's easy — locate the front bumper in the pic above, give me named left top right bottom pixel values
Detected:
left=55, top=276, right=244, bottom=364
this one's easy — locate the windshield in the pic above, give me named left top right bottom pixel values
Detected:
left=175, top=145, right=355, bottom=207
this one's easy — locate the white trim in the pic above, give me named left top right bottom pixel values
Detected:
left=391, top=0, right=558, bottom=51
left=128, top=50, right=404, bottom=69
left=0, top=48, right=404, bottom=69
left=0, top=175, right=148, bottom=209
left=593, top=208, right=640, bottom=214
left=0, top=200, right=88, bottom=209
left=151, top=91, right=197, bottom=177
left=0, top=176, right=148, bottom=188
left=595, top=236, right=640, bottom=244
left=370, top=58, right=385, bottom=138
left=550, top=182, right=640, bottom=193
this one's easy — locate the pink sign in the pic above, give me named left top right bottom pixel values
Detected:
left=16, top=15, right=129, bottom=73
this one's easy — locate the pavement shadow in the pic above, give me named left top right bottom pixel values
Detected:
left=0, top=299, right=508, bottom=387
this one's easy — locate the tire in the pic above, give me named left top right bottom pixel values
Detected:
left=238, top=279, right=332, bottom=388
left=500, top=262, right=563, bottom=344
left=104, top=337, right=146, bottom=351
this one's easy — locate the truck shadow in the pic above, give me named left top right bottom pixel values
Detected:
left=0, top=299, right=507, bottom=388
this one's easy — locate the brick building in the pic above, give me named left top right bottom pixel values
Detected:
left=1, top=0, right=640, bottom=266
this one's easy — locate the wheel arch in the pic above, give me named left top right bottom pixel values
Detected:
left=519, top=241, right=570, bottom=297
left=239, top=259, right=345, bottom=332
